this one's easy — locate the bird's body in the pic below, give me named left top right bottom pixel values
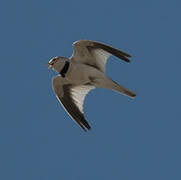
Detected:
left=48, top=40, right=136, bottom=131
left=65, top=61, right=96, bottom=85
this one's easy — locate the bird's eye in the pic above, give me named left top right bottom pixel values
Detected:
left=50, top=60, right=56, bottom=65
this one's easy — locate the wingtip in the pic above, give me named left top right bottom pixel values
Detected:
left=130, top=92, right=136, bottom=98
left=127, top=54, right=132, bottom=58
left=87, top=126, right=91, bottom=131
left=123, top=89, right=136, bottom=98
left=81, top=126, right=91, bottom=132
left=122, top=56, right=131, bottom=63
left=79, top=117, right=91, bottom=132
left=126, top=58, right=131, bottom=63
left=84, top=125, right=91, bottom=132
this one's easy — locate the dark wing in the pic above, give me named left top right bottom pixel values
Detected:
left=52, top=76, right=94, bottom=131
left=70, top=40, right=131, bottom=72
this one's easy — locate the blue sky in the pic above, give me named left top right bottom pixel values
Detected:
left=0, top=0, right=181, bottom=179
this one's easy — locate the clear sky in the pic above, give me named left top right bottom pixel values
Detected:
left=0, top=0, right=181, bottom=179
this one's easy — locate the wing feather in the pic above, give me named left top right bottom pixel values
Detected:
left=52, top=76, right=94, bottom=131
left=71, top=40, right=131, bottom=72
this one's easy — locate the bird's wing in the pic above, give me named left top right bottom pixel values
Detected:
left=71, top=40, right=131, bottom=72
left=52, top=75, right=95, bottom=131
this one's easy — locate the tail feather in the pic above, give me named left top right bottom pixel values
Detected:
left=110, top=79, right=136, bottom=98
left=90, top=75, right=136, bottom=98
left=118, top=85, right=136, bottom=98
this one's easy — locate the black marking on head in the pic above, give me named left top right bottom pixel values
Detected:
left=49, top=56, right=59, bottom=65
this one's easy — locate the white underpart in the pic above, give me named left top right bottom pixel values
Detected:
left=71, top=85, right=95, bottom=112
left=92, top=49, right=111, bottom=72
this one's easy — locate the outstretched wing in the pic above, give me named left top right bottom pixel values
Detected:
left=70, top=40, right=131, bottom=72
left=52, top=75, right=95, bottom=131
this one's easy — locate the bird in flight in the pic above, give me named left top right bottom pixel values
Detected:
left=47, top=40, right=136, bottom=131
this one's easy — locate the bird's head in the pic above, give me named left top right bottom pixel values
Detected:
left=47, top=56, right=69, bottom=73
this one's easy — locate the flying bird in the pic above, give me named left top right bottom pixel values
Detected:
left=47, top=40, right=136, bottom=131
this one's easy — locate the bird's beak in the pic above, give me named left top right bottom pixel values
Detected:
left=46, top=63, right=52, bottom=69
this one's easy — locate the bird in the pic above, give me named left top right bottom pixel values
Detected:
left=47, top=40, right=136, bottom=132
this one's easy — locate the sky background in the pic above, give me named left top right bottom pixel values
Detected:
left=0, top=0, right=181, bottom=179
